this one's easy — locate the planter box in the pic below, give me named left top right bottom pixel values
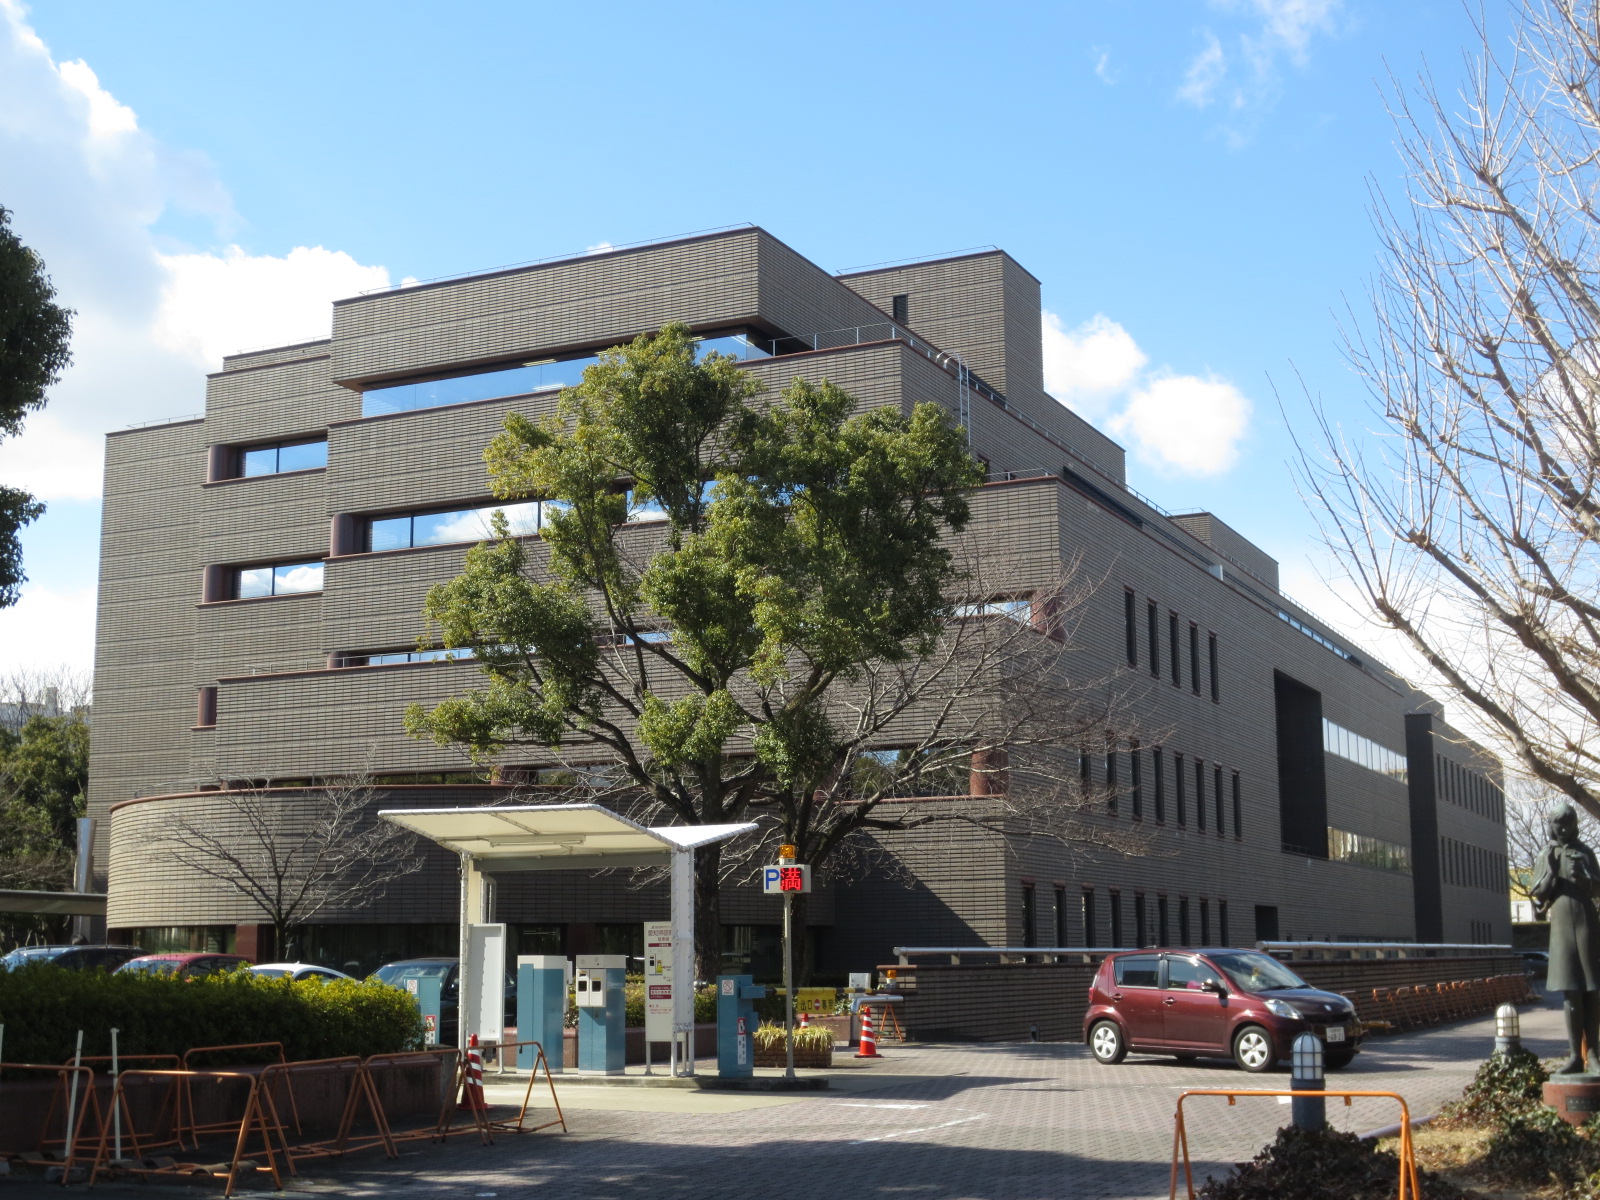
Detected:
left=753, top=1044, right=833, bottom=1069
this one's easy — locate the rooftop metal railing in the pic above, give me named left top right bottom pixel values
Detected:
left=892, top=941, right=1520, bottom=966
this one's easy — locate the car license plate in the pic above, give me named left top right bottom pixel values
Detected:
left=1325, top=1026, right=1346, bottom=1043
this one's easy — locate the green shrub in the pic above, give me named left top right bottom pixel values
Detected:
left=1438, top=1048, right=1548, bottom=1126
left=1480, top=1105, right=1600, bottom=1193
left=1197, top=1124, right=1468, bottom=1200
left=752, top=1021, right=833, bottom=1051
left=0, top=963, right=423, bottom=1067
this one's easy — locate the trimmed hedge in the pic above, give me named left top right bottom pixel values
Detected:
left=0, top=964, right=423, bottom=1067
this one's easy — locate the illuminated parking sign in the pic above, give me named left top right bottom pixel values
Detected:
left=762, top=863, right=811, bottom=894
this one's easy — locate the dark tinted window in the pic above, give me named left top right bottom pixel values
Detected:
left=1166, top=956, right=1222, bottom=990
left=1114, top=954, right=1160, bottom=988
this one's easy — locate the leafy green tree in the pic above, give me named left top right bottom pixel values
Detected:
left=1, top=714, right=89, bottom=847
left=0, top=204, right=74, bottom=607
left=407, top=322, right=989, bottom=973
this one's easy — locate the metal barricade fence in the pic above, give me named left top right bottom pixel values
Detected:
left=254, top=1055, right=377, bottom=1172
left=0, top=1062, right=102, bottom=1180
left=180, top=1041, right=300, bottom=1141
left=484, top=1039, right=568, bottom=1135
left=357, top=1046, right=488, bottom=1153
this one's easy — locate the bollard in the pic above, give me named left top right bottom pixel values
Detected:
left=1290, top=1033, right=1325, bottom=1130
left=1495, top=1003, right=1522, bottom=1056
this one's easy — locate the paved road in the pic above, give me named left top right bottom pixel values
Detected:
left=64, top=994, right=1566, bottom=1200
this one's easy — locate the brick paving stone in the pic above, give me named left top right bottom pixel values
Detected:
left=45, top=994, right=1565, bottom=1200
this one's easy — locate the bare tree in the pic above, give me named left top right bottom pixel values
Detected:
left=148, top=774, right=426, bottom=958
left=1506, top=775, right=1600, bottom=909
left=1299, top=0, right=1600, bottom=819
left=0, top=664, right=91, bottom=733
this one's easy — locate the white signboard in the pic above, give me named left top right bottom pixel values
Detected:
left=644, top=920, right=674, bottom=1041
left=848, top=971, right=872, bottom=992
left=465, top=923, right=506, bottom=1048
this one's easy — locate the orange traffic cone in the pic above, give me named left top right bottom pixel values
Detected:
left=855, top=1004, right=882, bottom=1059
left=459, top=1033, right=488, bottom=1112
left=798, top=1011, right=810, bottom=1029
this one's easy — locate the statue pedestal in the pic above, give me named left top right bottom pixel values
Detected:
left=1543, top=1077, right=1600, bottom=1124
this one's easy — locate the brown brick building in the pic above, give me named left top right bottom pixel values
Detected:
left=91, top=227, right=1511, bottom=976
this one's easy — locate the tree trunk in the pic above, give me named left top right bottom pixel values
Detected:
left=789, top=890, right=815, bottom=985
left=694, top=842, right=722, bottom=981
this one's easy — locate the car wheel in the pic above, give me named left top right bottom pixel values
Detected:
left=1089, top=1020, right=1127, bottom=1065
left=1325, top=1048, right=1356, bottom=1070
left=1232, top=1026, right=1276, bottom=1073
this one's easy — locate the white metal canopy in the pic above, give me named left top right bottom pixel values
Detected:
left=377, top=802, right=757, bottom=1074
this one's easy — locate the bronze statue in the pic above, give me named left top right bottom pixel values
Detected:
left=1532, top=802, right=1600, bottom=1074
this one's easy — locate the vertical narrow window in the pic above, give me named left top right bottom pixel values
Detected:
left=1130, top=740, right=1143, bottom=820
left=1231, top=772, right=1242, bottom=839
left=1175, top=753, right=1187, bottom=826
left=1219, top=900, right=1230, bottom=946
left=1214, top=765, right=1225, bottom=835
left=1079, top=747, right=1092, bottom=792
left=1195, top=760, right=1207, bottom=831
left=1109, top=889, right=1123, bottom=948
left=1158, top=895, right=1170, bottom=945
left=196, top=686, right=218, bottom=728
left=1135, top=892, right=1148, bottom=947
left=1054, top=886, right=1067, bottom=947
left=891, top=293, right=909, bottom=325
left=1106, top=743, right=1119, bottom=815
left=1179, top=897, right=1191, bottom=946
left=1169, top=612, right=1180, bottom=684
left=1124, top=590, right=1137, bottom=667
left=1021, top=882, right=1037, bottom=947
left=1200, top=899, right=1211, bottom=945
left=1209, top=632, right=1220, bottom=702
left=1153, top=748, right=1166, bottom=823
left=1147, top=600, right=1160, bottom=677
left=1082, top=888, right=1097, bottom=946
left=1189, top=623, right=1201, bottom=694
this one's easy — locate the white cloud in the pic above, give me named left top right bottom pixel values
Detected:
left=1108, top=372, right=1253, bottom=476
left=1042, top=309, right=1254, bottom=478
left=1177, top=0, right=1342, bottom=122
left=0, top=583, right=97, bottom=672
left=586, top=241, right=616, bottom=254
left=1178, top=33, right=1227, bottom=108
left=1041, top=313, right=1147, bottom=419
left=1092, top=46, right=1117, bottom=86
left=0, top=0, right=390, bottom=505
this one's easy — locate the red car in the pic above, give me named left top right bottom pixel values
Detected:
left=1083, top=948, right=1361, bottom=1072
left=115, top=953, right=253, bottom=979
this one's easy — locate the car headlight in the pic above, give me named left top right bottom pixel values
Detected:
left=1264, top=998, right=1299, bottom=1019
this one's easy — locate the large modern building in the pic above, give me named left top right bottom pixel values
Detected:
left=91, top=227, right=1512, bottom=976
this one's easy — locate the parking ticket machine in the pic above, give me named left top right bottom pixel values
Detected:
left=575, top=953, right=627, bottom=1074
left=716, top=974, right=769, bottom=1077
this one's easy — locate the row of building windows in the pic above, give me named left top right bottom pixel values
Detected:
left=1442, top=836, right=1505, bottom=892
left=1322, top=718, right=1408, bottom=783
left=1122, top=588, right=1219, bottom=702
left=1085, top=743, right=1242, bottom=838
left=1437, top=755, right=1505, bottom=823
left=1025, top=883, right=1229, bottom=949
left=1467, top=919, right=1496, bottom=944
left=358, top=332, right=770, bottom=419
left=1327, top=826, right=1411, bottom=874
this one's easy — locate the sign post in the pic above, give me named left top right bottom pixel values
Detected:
left=763, top=846, right=812, bottom=1080
left=644, top=920, right=674, bottom=1076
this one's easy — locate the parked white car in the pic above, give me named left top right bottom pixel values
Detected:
left=249, top=962, right=355, bottom=982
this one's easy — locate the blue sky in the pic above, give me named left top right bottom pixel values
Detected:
left=0, top=0, right=1491, bottom=674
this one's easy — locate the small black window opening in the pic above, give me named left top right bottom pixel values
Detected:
left=1158, top=894, right=1170, bottom=945
left=1079, top=747, right=1092, bottom=791
left=1214, top=765, right=1225, bottom=835
left=1124, top=590, right=1138, bottom=667
left=1232, top=772, right=1242, bottom=839
left=1109, top=889, right=1123, bottom=948
left=1200, top=899, right=1211, bottom=945
left=1175, top=753, right=1187, bottom=826
left=1219, top=900, right=1230, bottom=946
left=1054, top=886, right=1067, bottom=946
left=1021, top=882, right=1037, bottom=947
left=1147, top=600, right=1160, bottom=677
left=1153, top=747, right=1166, bottom=823
left=1135, top=892, right=1148, bottom=947
left=1189, top=623, right=1201, bottom=694
left=1130, top=740, right=1143, bottom=820
left=196, top=686, right=218, bottom=728
left=1209, top=632, right=1220, bottom=702
left=1082, top=888, right=1097, bottom=945
left=1106, top=743, right=1119, bottom=815
left=1179, top=897, right=1191, bottom=946
left=1195, top=759, right=1207, bottom=831
left=1169, top=612, right=1181, bottom=685
left=891, top=294, right=909, bottom=325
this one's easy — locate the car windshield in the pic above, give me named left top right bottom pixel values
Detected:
left=373, top=962, right=452, bottom=985
left=1208, top=951, right=1309, bottom=993
left=1, top=948, right=59, bottom=969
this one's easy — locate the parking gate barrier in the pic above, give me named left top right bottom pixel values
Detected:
left=90, top=1069, right=282, bottom=1199
left=0, top=1062, right=103, bottom=1183
left=1169, top=1089, right=1420, bottom=1200
left=484, top=1039, right=568, bottom=1135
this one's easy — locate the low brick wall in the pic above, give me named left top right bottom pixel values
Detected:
left=887, top=954, right=1531, bottom=1043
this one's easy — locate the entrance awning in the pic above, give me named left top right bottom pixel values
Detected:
left=378, top=803, right=757, bottom=873
left=0, top=889, right=107, bottom=917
